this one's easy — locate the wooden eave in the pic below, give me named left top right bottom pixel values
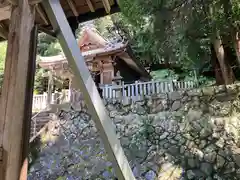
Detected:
left=121, top=46, right=152, bottom=81
left=0, top=0, right=120, bottom=41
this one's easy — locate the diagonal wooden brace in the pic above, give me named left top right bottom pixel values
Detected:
left=42, top=0, right=135, bottom=179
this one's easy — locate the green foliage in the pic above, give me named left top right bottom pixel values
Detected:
left=0, top=33, right=63, bottom=92
left=118, top=0, right=240, bottom=81
left=151, top=69, right=179, bottom=81
left=183, top=72, right=215, bottom=86
left=0, top=42, right=6, bottom=70
left=0, top=33, right=62, bottom=92
left=130, top=116, right=154, bottom=148
left=35, top=33, right=62, bottom=92
left=75, top=23, right=86, bottom=39
left=0, top=42, right=7, bottom=89
left=56, top=177, right=66, bottom=180
left=37, top=33, right=62, bottom=56
left=94, top=16, right=116, bottom=39
left=151, top=69, right=214, bottom=86
left=119, top=0, right=209, bottom=65
left=28, top=137, right=41, bottom=170
left=34, top=62, right=47, bottom=94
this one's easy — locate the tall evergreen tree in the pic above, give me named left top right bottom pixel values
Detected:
left=118, top=0, right=240, bottom=84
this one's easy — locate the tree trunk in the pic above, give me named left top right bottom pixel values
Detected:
left=221, top=0, right=240, bottom=65
left=213, top=34, right=235, bottom=84
left=211, top=44, right=224, bottom=85
left=233, top=31, right=240, bottom=64
left=222, top=33, right=236, bottom=82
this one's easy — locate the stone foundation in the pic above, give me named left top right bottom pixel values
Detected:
left=29, top=84, right=240, bottom=180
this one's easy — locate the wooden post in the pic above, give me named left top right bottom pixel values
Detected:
left=135, top=81, right=138, bottom=97
left=122, top=81, right=125, bottom=97
left=47, top=72, right=53, bottom=105
left=151, top=80, right=155, bottom=94
left=0, top=1, right=36, bottom=180
left=68, top=78, right=72, bottom=102
left=19, top=24, right=38, bottom=180
left=170, top=80, right=174, bottom=92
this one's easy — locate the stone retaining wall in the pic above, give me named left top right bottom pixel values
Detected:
left=29, top=84, right=240, bottom=180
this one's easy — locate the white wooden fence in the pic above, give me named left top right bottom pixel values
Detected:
left=32, top=94, right=48, bottom=111
left=32, top=90, right=71, bottom=111
left=32, top=80, right=197, bottom=111
left=100, top=80, right=197, bottom=99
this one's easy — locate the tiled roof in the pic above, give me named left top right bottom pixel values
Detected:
left=39, top=42, right=127, bottom=64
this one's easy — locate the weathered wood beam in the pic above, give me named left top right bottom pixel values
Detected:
left=101, top=0, right=111, bottom=13
left=1, top=0, right=42, bottom=6
left=0, top=0, right=42, bottom=21
left=0, top=4, right=11, bottom=21
left=85, top=0, right=95, bottom=12
left=66, top=0, right=78, bottom=17
left=19, top=24, right=38, bottom=180
left=38, top=26, right=56, bottom=37
left=0, top=0, right=36, bottom=179
left=75, top=4, right=120, bottom=23
left=0, top=0, right=10, bottom=7
left=36, top=4, right=49, bottom=25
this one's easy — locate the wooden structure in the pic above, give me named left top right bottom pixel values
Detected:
left=38, top=28, right=150, bottom=86
left=0, top=0, right=135, bottom=180
left=0, top=0, right=120, bottom=40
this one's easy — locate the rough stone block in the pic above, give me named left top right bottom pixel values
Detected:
left=215, top=85, right=227, bottom=94
left=172, top=101, right=181, bottom=111
left=122, top=97, right=132, bottom=106
left=170, top=91, right=182, bottom=101
left=202, top=87, right=215, bottom=96
left=187, top=89, right=203, bottom=96
left=200, top=162, right=213, bottom=176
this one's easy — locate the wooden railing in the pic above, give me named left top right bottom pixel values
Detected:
left=32, top=90, right=71, bottom=111
left=100, top=80, right=197, bottom=99
left=32, top=80, right=197, bottom=111
left=32, top=94, right=48, bottom=111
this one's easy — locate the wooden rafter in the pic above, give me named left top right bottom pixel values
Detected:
left=36, top=4, right=49, bottom=25
left=85, top=0, right=95, bottom=12
left=66, top=0, right=78, bottom=17
left=0, top=0, right=7, bottom=6
left=2, top=0, right=42, bottom=5
left=101, top=0, right=111, bottom=13
left=38, top=26, right=56, bottom=37
left=0, top=3, right=11, bottom=21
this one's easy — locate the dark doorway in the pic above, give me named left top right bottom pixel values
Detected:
left=94, top=72, right=103, bottom=98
